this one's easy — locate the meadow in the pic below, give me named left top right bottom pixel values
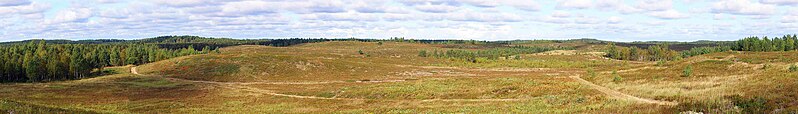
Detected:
left=1, top=39, right=796, bottom=113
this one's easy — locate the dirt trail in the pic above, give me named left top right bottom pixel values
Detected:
left=132, top=66, right=356, bottom=100
left=421, top=99, right=523, bottom=102
left=569, top=76, right=678, bottom=106
left=131, top=66, right=408, bottom=85
left=131, top=66, right=521, bottom=102
left=600, top=66, right=667, bottom=74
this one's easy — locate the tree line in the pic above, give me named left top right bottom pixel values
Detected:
left=732, top=35, right=798, bottom=52
left=606, top=43, right=734, bottom=61
left=606, top=34, right=797, bottom=61
left=0, top=40, right=216, bottom=82
left=605, top=43, right=685, bottom=61
left=419, top=46, right=574, bottom=63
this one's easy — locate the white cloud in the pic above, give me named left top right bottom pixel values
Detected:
left=760, top=0, right=798, bottom=5
left=414, top=3, right=460, bottom=13
left=154, top=0, right=210, bottom=7
left=48, top=8, right=93, bottom=24
left=304, top=12, right=381, bottom=22
left=712, top=0, right=776, bottom=15
left=2, top=0, right=797, bottom=41
left=595, top=0, right=643, bottom=14
left=218, top=1, right=278, bottom=16
left=0, top=0, right=30, bottom=6
left=575, top=17, right=602, bottom=24
left=95, top=0, right=123, bottom=4
left=501, top=0, right=540, bottom=11
left=556, top=0, right=593, bottom=9
left=781, top=15, right=798, bottom=23
left=648, top=9, right=689, bottom=19
left=304, top=0, right=346, bottom=13
left=643, top=21, right=667, bottom=26
left=552, top=11, right=571, bottom=18
left=635, top=0, right=673, bottom=11
left=350, top=1, right=389, bottom=13
left=608, top=16, right=622, bottom=24
left=458, top=0, right=500, bottom=7
left=536, top=16, right=571, bottom=24
left=447, top=10, right=524, bottom=22
left=0, top=1, right=49, bottom=15
left=382, top=13, right=415, bottom=21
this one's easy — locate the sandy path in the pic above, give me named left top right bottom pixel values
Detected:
left=132, top=66, right=356, bottom=100
left=131, top=66, right=408, bottom=85
left=131, top=66, right=522, bottom=102
left=569, top=76, right=678, bottom=106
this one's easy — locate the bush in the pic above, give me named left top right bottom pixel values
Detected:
left=683, top=65, right=693, bottom=77
left=418, top=50, right=428, bottom=57
left=358, top=50, right=364, bottom=55
left=377, top=42, right=383, bottom=45
left=727, top=95, right=770, bottom=113
left=587, top=68, right=597, bottom=79
left=789, top=64, right=798, bottom=72
left=612, top=71, right=622, bottom=83
left=656, top=60, right=666, bottom=66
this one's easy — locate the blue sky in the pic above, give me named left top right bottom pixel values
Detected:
left=0, top=0, right=796, bottom=42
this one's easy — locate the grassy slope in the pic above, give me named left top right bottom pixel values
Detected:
left=587, top=51, right=798, bottom=113
left=12, top=41, right=796, bottom=113
left=138, top=41, right=443, bottom=82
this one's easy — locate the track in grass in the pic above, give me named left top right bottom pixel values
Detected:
left=569, top=75, right=678, bottom=106
left=131, top=66, right=525, bottom=102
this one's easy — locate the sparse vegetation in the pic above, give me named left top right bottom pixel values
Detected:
left=3, top=36, right=798, bottom=113
left=419, top=46, right=574, bottom=63
left=682, top=65, right=692, bottom=77
left=587, top=68, right=597, bottom=79
left=612, top=71, right=622, bottom=83
left=418, top=50, right=428, bottom=57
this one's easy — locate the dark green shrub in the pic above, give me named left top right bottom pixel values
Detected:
left=586, top=68, right=597, bottom=79
left=612, top=71, right=622, bottom=83
left=418, top=50, right=428, bottom=57
left=728, top=95, right=770, bottom=113
left=683, top=65, right=692, bottom=77
left=789, top=64, right=798, bottom=72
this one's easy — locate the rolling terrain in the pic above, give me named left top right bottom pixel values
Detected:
left=1, top=41, right=796, bottom=113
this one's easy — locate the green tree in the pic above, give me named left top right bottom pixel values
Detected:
left=23, top=51, right=40, bottom=81
left=786, top=36, right=795, bottom=51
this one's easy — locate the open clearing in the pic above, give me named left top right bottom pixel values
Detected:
left=2, top=41, right=797, bottom=113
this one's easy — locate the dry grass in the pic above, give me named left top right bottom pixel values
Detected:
left=3, top=41, right=796, bottom=113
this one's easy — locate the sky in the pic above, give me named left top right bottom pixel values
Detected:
left=0, top=0, right=797, bottom=42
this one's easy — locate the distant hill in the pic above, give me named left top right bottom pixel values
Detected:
left=0, top=36, right=735, bottom=51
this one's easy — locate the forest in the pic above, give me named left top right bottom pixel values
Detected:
left=605, top=34, right=797, bottom=61
left=0, top=40, right=216, bottom=82
left=732, top=35, right=798, bottom=52
left=418, top=46, right=574, bottom=63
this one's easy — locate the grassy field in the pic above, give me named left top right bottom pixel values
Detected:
left=1, top=41, right=796, bottom=113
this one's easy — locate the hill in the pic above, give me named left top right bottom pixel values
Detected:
left=2, top=37, right=797, bottom=113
